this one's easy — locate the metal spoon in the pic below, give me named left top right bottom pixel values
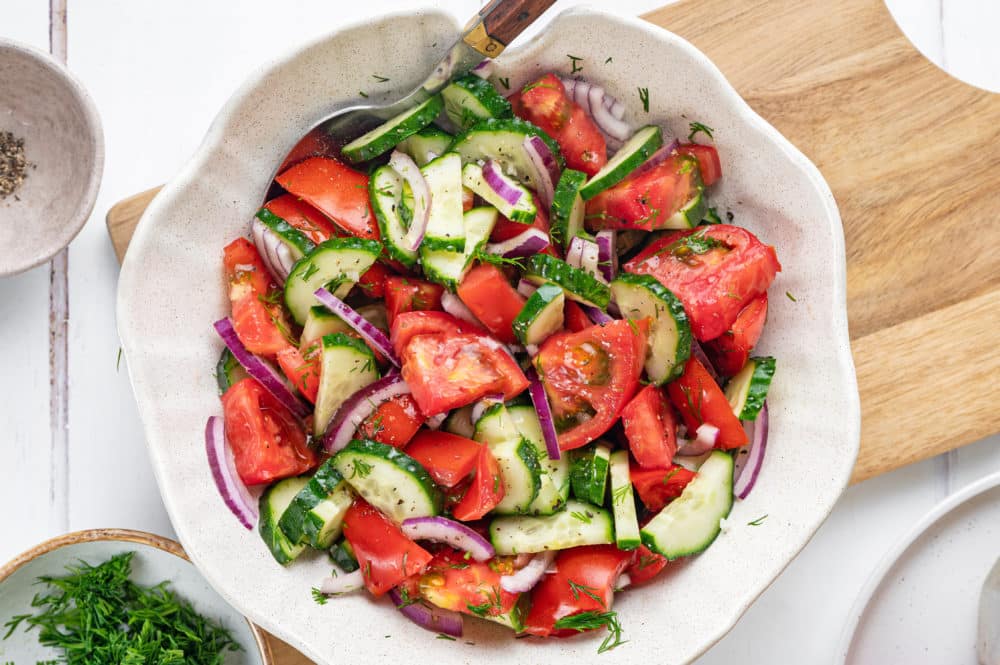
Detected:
left=979, top=556, right=1000, bottom=665
left=274, top=0, right=556, bottom=177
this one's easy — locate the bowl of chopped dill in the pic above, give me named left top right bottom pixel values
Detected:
left=0, top=528, right=272, bottom=664
left=0, top=38, right=103, bottom=276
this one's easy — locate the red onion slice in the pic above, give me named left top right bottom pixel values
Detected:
left=633, top=139, right=682, bottom=177
left=319, top=569, right=365, bottom=595
left=205, top=416, right=258, bottom=529
left=588, top=85, right=632, bottom=142
left=567, top=236, right=603, bottom=282
left=425, top=412, right=447, bottom=430
left=516, top=279, right=538, bottom=298
left=527, top=368, right=561, bottom=460
left=595, top=230, right=617, bottom=282
left=322, top=372, right=410, bottom=453
left=213, top=318, right=309, bottom=419
left=566, top=235, right=585, bottom=269
left=250, top=218, right=294, bottom=283
left=733, top=402, right=769, bottom=499
left=471, top=393, right=504, bottom=424
left=695, top=423, right=720, bottom=447
left=676, top=437, right=714, bottom=457
left=500, top=550, right=556, bottom=593
left=471, top=58, right=495, bottom=79
left=523, top=136, right=559, bottom=210
left=388, top=151, right=431, bottom=252
left=580, top=304, right=614, bottom=325
left=389, top=588, right=463, bottom=637
left=314, top=287, right=400, bottom=367
left=401, top=516, right=495, bottom=561
left=558, top=77, right=625, bottom=120
left=691, top=340, right=721, bottom=382
left=482, top=160, right=524, bottom=207
left=484, top=227, right=550, bottom=258
left=441, top=292, right=484, bottom=327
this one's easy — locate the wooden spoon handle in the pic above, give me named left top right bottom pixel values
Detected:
left=463, top=0, right=558, bottom=56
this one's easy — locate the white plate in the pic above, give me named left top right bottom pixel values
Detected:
left=117, top=6, right=859, bottom=664
left=838, top=471, right=1000, bottom=663
left=0, top=529, right=270, bottom=664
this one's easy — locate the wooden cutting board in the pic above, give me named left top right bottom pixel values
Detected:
left=107, top=0, right=1000, bottom=661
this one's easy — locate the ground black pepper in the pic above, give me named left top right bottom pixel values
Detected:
left=0, top=131, right=32, bottom=200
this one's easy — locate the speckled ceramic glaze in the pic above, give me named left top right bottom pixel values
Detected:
left=117, top=8, right=859, bottom=664
left=0, top=39, right=103, bottom=276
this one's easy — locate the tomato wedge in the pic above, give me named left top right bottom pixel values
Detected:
left=263, top=194, right=338, bottom=244
left=384, top=277, right=445, bottom=328
left=403, top=430, right=481, bottom=488
left=400, top=333, right=529, bottom=415
left=621, top=384, right=679, bottom=469
left=562, top=300, right=591, bottom=332
left=220, top=377, right=315, bottom=486
left=389, top=310, right=486, bottom=357
left=676, top=143, right=722, bottom=187
left=275, top=156, right=379, bottom=239
left=630, top=464, right=697, bottom=512
left=355, top=394, right=424, bottom=448
left=275, top=344, right=320, bottom=404
left=355, top=261, right=395, bottom=299
left=585, top=151, right=701, bottom=232
left=229, top=294, right=291, bottom=357
left=704, top=293, right=768, bottom=376
left=452, top=446, right=505, bottom=521
left=624, top=545, right=670, bottom=586
left=342, top=499, right=433, bottom=596
left=223, top=237, right=272, bottom=300
left=534, top=320, right=646, bottom=450
left=523, top=545, right=632, bottom=637
left=417, top=549, right=520, bottom=621
left=666, top=355, right=747, bottom=449
left=456, top=263, right=526, bottom=344
left=624, top=224, right=780, bottom=341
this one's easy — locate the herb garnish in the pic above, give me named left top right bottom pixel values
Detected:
left=611, top=483, right=631, bottom=506
left=785, top=291, right=797, bottom=302
left=570, top=510, right=593, bottom=523
left=115, top=347, right=123, bottom=372
left=552, top=611, right=626, bottom=654
left=638, top=87, right=650, bottom=112
left=605, top=56, right=613, bottom=64
left=568, top=581, right=605, bottom=606
left=497, top=77, right=510, bottom=90
left=312, top=587, right=329, bottom=604
left=568, top=54, right=584, bottom=74
left=688, top=121, right=714, bottom=141
left=359, top=91, right=369, bottom=98
left=352, top=459, right=374, bottom=479
left=372, top=74, right=390, bottom=82
left=436, top=633, right=457, bottom=641
left=748, top=514, right=768, bottom=526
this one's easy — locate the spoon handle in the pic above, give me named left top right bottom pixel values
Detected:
left=463, top=0, right=558, bottom=57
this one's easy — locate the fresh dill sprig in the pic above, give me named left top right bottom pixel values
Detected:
left=552, top=610, right=627, bottom=654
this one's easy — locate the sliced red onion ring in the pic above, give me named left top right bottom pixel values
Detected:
left=616, top=573, right=632, bottom=591
left=319, top=570, right=365, bottom=595
left=517, top=279, right=538, bottom=298
left=588, top=85, right=632, bottom=141
left=389, top=588, right=463, bottom=637
left=695, top=423, right=720, bottom=447
left=213, top=318, right=309, bottom=419
left=425, top=412, right=447, bottom=430
left=500, top=550, right=556, bottom=593
left=559, top=77, right=625, bottom=120
left=482, top=160, right=524, bottom=207
left=527, top=368, right=561, bottom=460
left=567, top=236, right=603, bottom=282
left=314, top=287, right=400, bottom=367
left=525, top=343, right=540, bottom=357
left=566, top=235, right=585, bottom=269
left=633, top=139, right=682, bottom=177
left=322, top=372, right=410, bottom=453
left=484, top=227, right=550, bottom=258
left=676, top=437, right=714, bottom=457
left=388, top=151, right=431, bottom=252
left=580, top=304, right=614, bottom=325
left=471, top=393, right=504, bottom=424
left=250, top=218, right=294, bottom=283
left=401, top=517, right=495, bottom=561
left=595, top=230, right=617, bottom=282
left=205, top=416, right=257, bottom=529
left=471, top=58, right=495, bottom=79
left=733, top=402, right=769, bottom=499
left=441, top=292, right=483, bottom=327
left=523, top=135, right=559, bottom=210
left=691, top=339, right=720, bottom=382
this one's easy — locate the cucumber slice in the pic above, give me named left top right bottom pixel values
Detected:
left=256, top=208, right=316, bottom=258
left=662, top=181, right=706, bottom=230
left=420, top=153, right=466, bottom=252
left=610, top=273, right=692, bottom=384
left=524, top=254, right=611, bottom=308
left=549, top=169, right=587, bottom=248
left=725, top=356, right=776, bottom=421
left=512, top=283, right=564, bottom=345
left=448, top=118, right=564, bottom=193
left=396, top=126, right=454, bottom=167
left=443, top=405, right=475, bottom=439
left=609, top=450, right=641, bottom=550
left=370, top=165, right=419, bottom=267
left=314, top=333, right=379, bottom=436
left=215, top=348, right=247, bottom=394
left=489, top=500, right=614, bottom=555
left=341, top=95, right=443, bottom=163
left=507, top=405, right=570, bottom=516
left=283, top=237, right=382, bottom=324
left=640, top=450, right=734, bottom=559
left=302, top=305, right=352, bottom=343
left=332, top=438, right=442, bottom=522
left=329, top=539, right=359, bottom=572
left=441, top=75, right=512, bottom=130
left=474, top=403, right=542, bottom=514
left=569, top=441, right=611, bottom=506
left=421, top=206, right=498, bottom=290
left=580, top=125, right=663, bottom=200
left=278, top=458, right=354, bottom=549
left=462, top=162, right=537, bottom=223
left=259, top=476, right=309, bottom=565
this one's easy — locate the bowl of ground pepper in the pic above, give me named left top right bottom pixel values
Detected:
left=0, top=38, right=103, bottom=276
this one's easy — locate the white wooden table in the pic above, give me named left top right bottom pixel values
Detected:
left=2, top=1, right=998, bottom=661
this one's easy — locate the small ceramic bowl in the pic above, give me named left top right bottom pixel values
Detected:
left=0, top=529, right=272, bottom=664
left=0, top=39, right=103, bottom=276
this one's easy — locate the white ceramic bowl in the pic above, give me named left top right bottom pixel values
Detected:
left=117, top=7, right=859, bottom=664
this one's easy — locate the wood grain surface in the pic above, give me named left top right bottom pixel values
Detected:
left=105, top=0, right=1000, bottom=660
